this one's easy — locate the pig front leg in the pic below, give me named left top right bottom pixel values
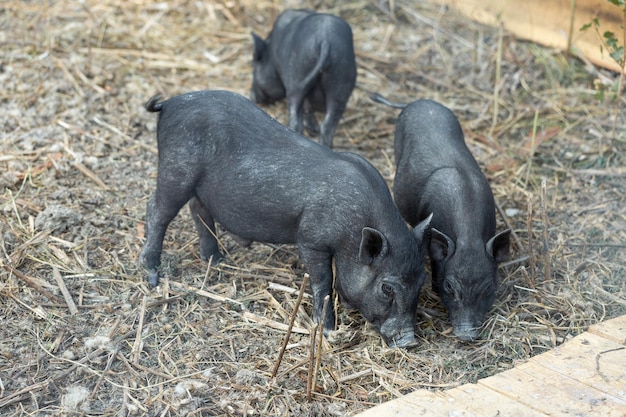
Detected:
left=189, top=197, right=223, bottom=264
left=299, top=247, right=335, bottom=335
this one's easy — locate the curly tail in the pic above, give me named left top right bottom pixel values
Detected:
left=145, top=94, right=164, bottom=112
left=293, top=40, right=331, bottom=96
left=369, top=92, right=407, bottom=109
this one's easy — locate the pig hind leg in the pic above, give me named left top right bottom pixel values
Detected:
left=319, top=100, right=346, bottom=148
left=319, top=72, right=351, bottom=148
left=287, top=92, right=306, bottom=135
left=189, top=197, right=223, bottom=264
left=286, top=41, right=330, bottom=137
left=140, top=187, right=193, bottom=286
left=303, top=101, right=320, bottom=136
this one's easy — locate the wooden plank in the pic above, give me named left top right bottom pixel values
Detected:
left=354, top=315, right=626, bottom=416
left=530, top=332, right=626, bottom=401
left=429, top=0, right=626, bottom=74
left=588, top=315, right=626, bottom=345
left=445, top=383, right=551, bottom=417
left=478, top=360, right=626, bottom=417
left=354, top=389, right=457, bottom=417
left=354, top=382, right=550, bottom=416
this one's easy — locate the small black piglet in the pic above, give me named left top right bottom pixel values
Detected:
left=140, top=90, right=432, bottom=348
left=371, top=93, right=511, bottom=341
left=251, top=9, right=357, bottom=148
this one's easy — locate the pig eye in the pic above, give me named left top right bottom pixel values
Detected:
left=443, top=280, right=454, bottom=294
left=381, top=283, right=395, bottom=298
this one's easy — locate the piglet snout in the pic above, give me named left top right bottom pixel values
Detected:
left=384, top=327, right=418, bottom=349
left=454, top=322, right=480, bottom=342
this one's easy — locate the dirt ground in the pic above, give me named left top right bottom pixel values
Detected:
left=1, top=0, right=625, bottom=416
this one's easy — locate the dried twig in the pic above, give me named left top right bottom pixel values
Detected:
left=494, top=200, right=524, bottom=254
left=488, top=24, right=503, bottom=139
left=91, top=116, right=158, bottom=154
left=242, top=311, right=309, bottom=335
left=272, top=273, right=309, bottom=378
left=131, top=295, right=148, bottom=364
left=52, top=267, right=78, bottom=315
left=3, top=263, right=63, bottom=304
left=0, top=380, right=51, bottom=409
left=311, top=295, right=330, bottom=398
left=169, top=280, right=243, bottom=306
left=90, top=350, right=116, bottom=398
left=501, top=255, right=530, bottom=268
left=338, top=369, right=372, bottom=384
left=540, top=180, right=551, bottom=283
left=71, top=161, right=109, bottom=190
left=306, top=324, right=318, bottom=401
left=590, top=275, right=626, bottom=306
left=526, top=199, right=536, bottom=291
left=567, top=167, right=626, bottom=177
left=595, top=347, right=626, bottom=382
left=268, top=281, right=311, bottom=297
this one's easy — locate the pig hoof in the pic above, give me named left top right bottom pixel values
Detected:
left=147, top=271, right=160, bottom=287
left=304, top=122, right=320, bottom=136
left=384, top=332, right=418, bottom=349
left=454, top=327, right=479, bottom=342
left=200, top=251, right=223, bottom=264
left=304, top=112, right=320, bottom=136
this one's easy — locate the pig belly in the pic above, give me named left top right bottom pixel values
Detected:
left=213, top=205, right=300, bottom=245
left=194, top=181, right=302, bottom=245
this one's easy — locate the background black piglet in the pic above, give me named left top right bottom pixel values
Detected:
left=250, top=9, right=357, bottom=148
left=371, top=93, right=511, bottom=342
left=140, top=90, right=432, bottom=348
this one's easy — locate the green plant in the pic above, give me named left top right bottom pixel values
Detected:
left=580, top=0, right=626, bottom=142
left=581, top=0, right=626, bottom=90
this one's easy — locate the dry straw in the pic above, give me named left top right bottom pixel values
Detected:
left=0, top=0, right=624, bottom=415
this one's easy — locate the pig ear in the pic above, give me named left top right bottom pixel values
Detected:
left=430, top=228, right=455, bottom=262
left=486, top=229, right=511, bottom=263
left=359, top=227, right=389, bottom=266
left=251, top=32, right=266, bottom=61
left=411, top=213, right=433, bottom=244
